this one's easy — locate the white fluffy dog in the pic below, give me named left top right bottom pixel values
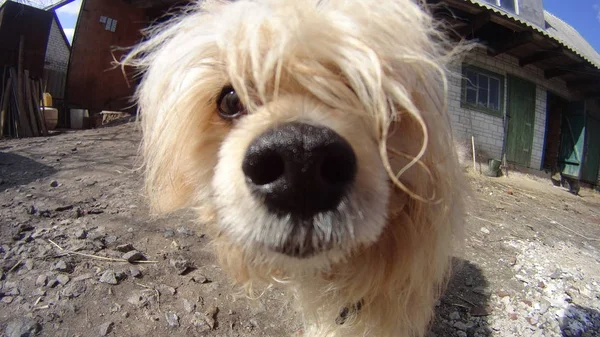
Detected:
left=125, top=0, right=466, bottom=336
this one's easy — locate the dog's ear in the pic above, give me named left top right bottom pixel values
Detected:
left=123, top=7, right=228, bottom=215
left=135, top=58, right=227, bottom=215
left=139, top=91, right=226, bottom=215
left=140, top=110, right=198, bottom=214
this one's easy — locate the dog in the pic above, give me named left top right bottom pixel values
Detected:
left=124, top=0, right=466, bottom=335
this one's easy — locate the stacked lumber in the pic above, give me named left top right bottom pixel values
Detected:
left=0, top=36, right=48, bottom=138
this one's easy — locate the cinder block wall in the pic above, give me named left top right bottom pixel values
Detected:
left=44, top=18, right=70, bottom=99
left=447, top=48, right=574, bottom=170
left=45, top=18, right=69, bottom=73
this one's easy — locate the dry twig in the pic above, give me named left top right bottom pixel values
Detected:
left=7, top=258, right=24, bottom=273
left=470, top=215, right=504, bottom=227
left=542, top=216, right=600, bottom=242
left=134, top=282, right=161, bottom=312
left=458, top=296, right=477, bottom=307
left=33, top=305, right=50, bottom=310
left=47, top=239, right=158, bottom=263
left=449, top=303, right=471, bottom=309
left=487, top=235, right=526, bottom=243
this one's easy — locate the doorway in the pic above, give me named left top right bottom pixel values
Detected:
left=506, top=75, right=536, bottom=166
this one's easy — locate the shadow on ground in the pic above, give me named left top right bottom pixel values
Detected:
left=0, top=152, right=57, bottom=190
left=560, top=304, right=600, bottom=336
left=429, top=258, right=492, bottom=336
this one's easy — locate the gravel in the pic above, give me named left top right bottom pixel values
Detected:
left=99, top=270, right=118, bottom=285
left=4, top=318, right=42, bottom=337
left=165, top=311, right=180, bottom=328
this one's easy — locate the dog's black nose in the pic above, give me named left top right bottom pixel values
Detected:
left=242, top=122, right=357, bottom=218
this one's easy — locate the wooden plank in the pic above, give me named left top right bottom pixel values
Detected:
left=581, top=115, right=600, bottom=183
left=488, top=31, right=534, bottom=57
left=458, top=11, right=491, bottom=37
left=0, top=77, right=12, bottom=138
left=519, top=47, right=563, bottom=67
left=567, top=79, right=600, bottom=91
left=16, top=36, right=33, bottom=137
left=33, top=79, right=48, bottom=136
left=506, top=75, right=536, bottom=166
left=545, top=63, right=587, bottom=79
left=558, top=102, right=586, bottom=178
left=583, top=92, right=600, bottom=99
left=9, top=70, right=20, bottom=138
left=38, top=80, right=50, bottom=130
left=24, top=70, right=41, bottom=136
left=0, top=67, right=6, bottom=113
left=32, top=78, right=46, bottom=135
left=10, top=67, right=31, bottom=137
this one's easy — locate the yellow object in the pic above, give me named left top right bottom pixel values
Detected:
left=42, top=93, right=53, bottom=107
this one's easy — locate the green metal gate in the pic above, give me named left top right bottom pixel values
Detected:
left=506, top=75, right=536, bottom=166
left=558, top=102, right=586, bottom=178
left=581, top=115, right=600, bottom=183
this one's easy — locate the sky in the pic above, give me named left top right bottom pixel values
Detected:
left=543, top=0, right=600, bottom=54
left=55, top=0, right=82, bottom=44
left=53, top=0, right=600, bottom=53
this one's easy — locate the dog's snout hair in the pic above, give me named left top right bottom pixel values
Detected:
left=124, top=0, right=468, bottom=336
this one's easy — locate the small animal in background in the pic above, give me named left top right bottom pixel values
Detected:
left=125, top=0, right=467, bottom=336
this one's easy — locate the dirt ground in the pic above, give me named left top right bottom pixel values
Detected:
left=1, top=121, right=599, bottom=337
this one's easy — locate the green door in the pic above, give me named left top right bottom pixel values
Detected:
left=506, top=75, right=536, bottom=166
left=581, top=115, right=600, bottom=183
left=558, top=102, right=585, bottom=178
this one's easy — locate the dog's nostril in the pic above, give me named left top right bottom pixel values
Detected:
left=243, top=152, right=285, bottom=185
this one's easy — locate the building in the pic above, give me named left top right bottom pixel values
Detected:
left=65, top=0, right=600, bottom=186
left=0, top=0, right=71, bottom=136
left=44, top=6, right=72, bottom=115
left=433, top=0, right=600, bottom=186
left=66, top=0, right=186, bottom=121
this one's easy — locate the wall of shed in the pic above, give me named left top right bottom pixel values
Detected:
left=67, top=0, right=147, bottom=113
left=0, top=2, right=53, bottom=78
left=448, top=47, right=575, bottom=170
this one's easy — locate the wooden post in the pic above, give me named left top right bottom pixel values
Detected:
left=16, top=36, right=33, bottom=137
left=471, top=136, right=477, bottom=173
left=33, top=79, right=47, bottom=136
left=24, top=70, right=41, bottom=136
left=0, top=77, right=12, bottom=137
left=9, top=68, right=23, bottom=137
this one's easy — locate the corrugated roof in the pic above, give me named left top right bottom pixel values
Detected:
left=466, top=0, right=600, bottom=70
left=543, top=11, right=600, bottom=69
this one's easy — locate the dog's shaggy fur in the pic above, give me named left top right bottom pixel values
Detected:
left=125, top=0, right=466, bottom=336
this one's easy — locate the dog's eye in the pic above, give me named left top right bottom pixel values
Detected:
left=217, top=86, right=246, bottom=119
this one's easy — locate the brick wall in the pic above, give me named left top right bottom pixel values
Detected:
left=447, top=47, right=575, bottom=170
left=44, top=17, right=69, bottom=73
left=43, top=17, right=70, bottom=99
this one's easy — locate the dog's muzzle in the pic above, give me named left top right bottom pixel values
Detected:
left=242, top=122, right=357, bottom=256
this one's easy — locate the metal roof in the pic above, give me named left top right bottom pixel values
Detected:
left=466, top=0, right=600, bottom=70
